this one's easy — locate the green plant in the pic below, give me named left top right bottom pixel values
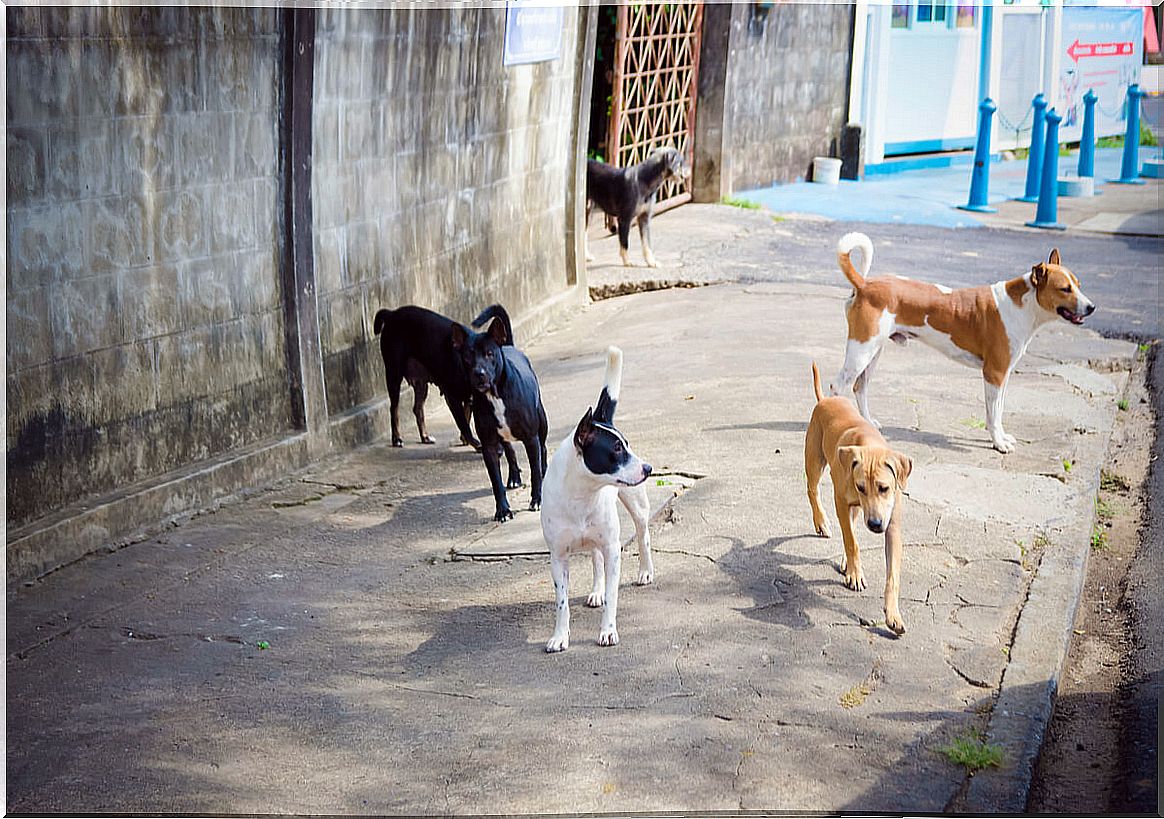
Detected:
left=1117, top=398, right=1129, bottom=411
left=1091, top=526, right=1110, bottom=551
left=1101, top=470, right=1131, bottom=493
left=1097, top=134, right=1124, bottom=149
left=1138, top=342, right=1152, bottom=361
left=1095, top=496, right=1114, bottom=523
left=959, top=417, right=987, bottom=430
left=1141, top=122, right=1159, bottom=148
left=938, top=734, right=1004, bottom=771
left=720, top=195, right=761, bottom=210
left=1062, top=459, right=1073, bottom=473
left=1033, top=532, right=1052, bottom=550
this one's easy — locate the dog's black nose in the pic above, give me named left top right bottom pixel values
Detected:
left=866, top=518, right=883, bottom=533
left=1085, top=302, right=1096, bottom=315
left=643, top=463, right=652, bottom=477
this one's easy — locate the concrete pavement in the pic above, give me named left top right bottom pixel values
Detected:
left=7, top=219, right=1139, bottom=813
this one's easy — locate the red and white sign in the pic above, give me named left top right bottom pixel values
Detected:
left=1066, top=39, right=1136, bottom=62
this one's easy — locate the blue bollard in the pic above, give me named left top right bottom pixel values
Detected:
left=1026, top=108, right=1065, bottom=230
left=1112, top=83, right=1146, bottom=184
left=959, top=98, right=998, bottom=213
left=1018, top=93, right=1048, bottom=203
left=1078, top=89, right=1097, bottom=178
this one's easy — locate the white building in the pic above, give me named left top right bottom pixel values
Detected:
left=849, top=0, right=1150, bottom=168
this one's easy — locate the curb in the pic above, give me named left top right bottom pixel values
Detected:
left=963, top=366, right=1133, bottom=812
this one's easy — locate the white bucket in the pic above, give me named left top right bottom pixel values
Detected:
left=812, top=156, right=842, bottom=185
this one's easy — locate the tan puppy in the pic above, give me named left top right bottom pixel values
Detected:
left=830, top=233, right=1096, bottom=453
left=806, top=362, right=913, bottom=635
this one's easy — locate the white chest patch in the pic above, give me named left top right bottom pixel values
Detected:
left=487, top=393, right=514, bottom=441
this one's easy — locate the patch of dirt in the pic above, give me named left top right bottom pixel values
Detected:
left=1027, top=345, right=1156, bottom=813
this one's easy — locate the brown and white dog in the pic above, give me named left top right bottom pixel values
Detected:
left=806, top=362, right=912, bottom=635
left=829, top=233, right=1096, bottom=453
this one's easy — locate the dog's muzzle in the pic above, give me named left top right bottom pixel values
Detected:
left=618, top=462, right=652, bottom=487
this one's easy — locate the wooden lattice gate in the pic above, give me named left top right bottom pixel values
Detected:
left=608, top=1, right=703, bottom=211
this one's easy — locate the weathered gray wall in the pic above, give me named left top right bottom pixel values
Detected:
left=724, top=2, right=853, bottom=190
left=6, top=7, right=292, bottom=529
left=312, top=8, right=580, bottom=415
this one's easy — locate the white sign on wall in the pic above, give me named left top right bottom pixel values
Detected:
left=1058, top=6, right=1143, bottom=141
left=503, top=0, right=564, bottom=66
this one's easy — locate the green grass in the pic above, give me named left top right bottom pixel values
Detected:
left=1137, top=342, right=1152, bottom=361
left=721, top=195, right=761, bottom=210
left=1095, top=496, right=1115, bottom=523
left=1118, top=398, right=1130, bottom=412
left=1033, top=532, right=1052, bottom=550
left=1062, top=459, right=1073, bottom=474
left=1091, top=526, right=1110, bottom=552
left=1095, top=125, right=1160, bottom=150
left=938, top=734, right=1004, bottom=772
left=959, top=416, right=987, bottom=430
left=1101, top=470, right=1131, bottom=493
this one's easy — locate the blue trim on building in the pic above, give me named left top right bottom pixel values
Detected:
left=884, top=136, right=978, bottom=155
left=865, top=151, right=996, bottom=175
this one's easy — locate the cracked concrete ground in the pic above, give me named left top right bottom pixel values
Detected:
left=7, top=209, right=1143, bottom=814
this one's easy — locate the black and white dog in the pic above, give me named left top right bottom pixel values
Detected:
left=452, top=316, right=549, bottom=522
left=586, top=146, right=689, bottom=268
left=540, top=347, right=654, bottom=652
left=372, top=304, right=513, bottom=450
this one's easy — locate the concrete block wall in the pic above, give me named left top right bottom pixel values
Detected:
left=726, top=3, right=853, bottom=189
left=312, top=7, right=580, bottom=414
left=5, top=8, right=292, bottom=529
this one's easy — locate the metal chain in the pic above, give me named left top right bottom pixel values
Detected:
left=996, top=106, right=1033, bottom=146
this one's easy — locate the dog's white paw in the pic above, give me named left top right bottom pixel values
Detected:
left=644, top=258, right=660, bottom=269
left=991, top=436, right=1015, bottom=454
left=1003, top=432, right=1017, bottom=446
left=636, top=570, right=653, bottom=586
left=545, top=633, right=570, bottom=653
left=585, top=591, right=604, bottom=608
left=597, top=628, right=620, bottom=647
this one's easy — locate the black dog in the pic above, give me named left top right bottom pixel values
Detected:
left=371, top=304, right=514, bottom=451
left=451, top=316, right=548, bottom=522
left=586, top=146, right=688, bottom=268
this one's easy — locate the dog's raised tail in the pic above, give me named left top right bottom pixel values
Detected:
left=811, top=361, right=824, bottom=403
left=594, top=346, right=623, bottom=425
left=471, top=304, right=514, bottom=346
left=373, top=308, right=392, bottom=336
left=837, top=232, right=873, bottom=291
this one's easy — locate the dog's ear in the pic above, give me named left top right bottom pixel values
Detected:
left=452, top=324, right=468, bottom=351
left=1030, top=263, right=1046, bottom=287
left=837, top=445, right=861, bottom=475
left=487, top=317, right=507, bottom=347
left=573, top=408, right=595, bottom=450
left=1048, top=248, right=1061, bottom=266
left=891, top=452, right=912, bottom=492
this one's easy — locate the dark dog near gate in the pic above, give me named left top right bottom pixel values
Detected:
left=585, top=146, right=689, bottom=268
